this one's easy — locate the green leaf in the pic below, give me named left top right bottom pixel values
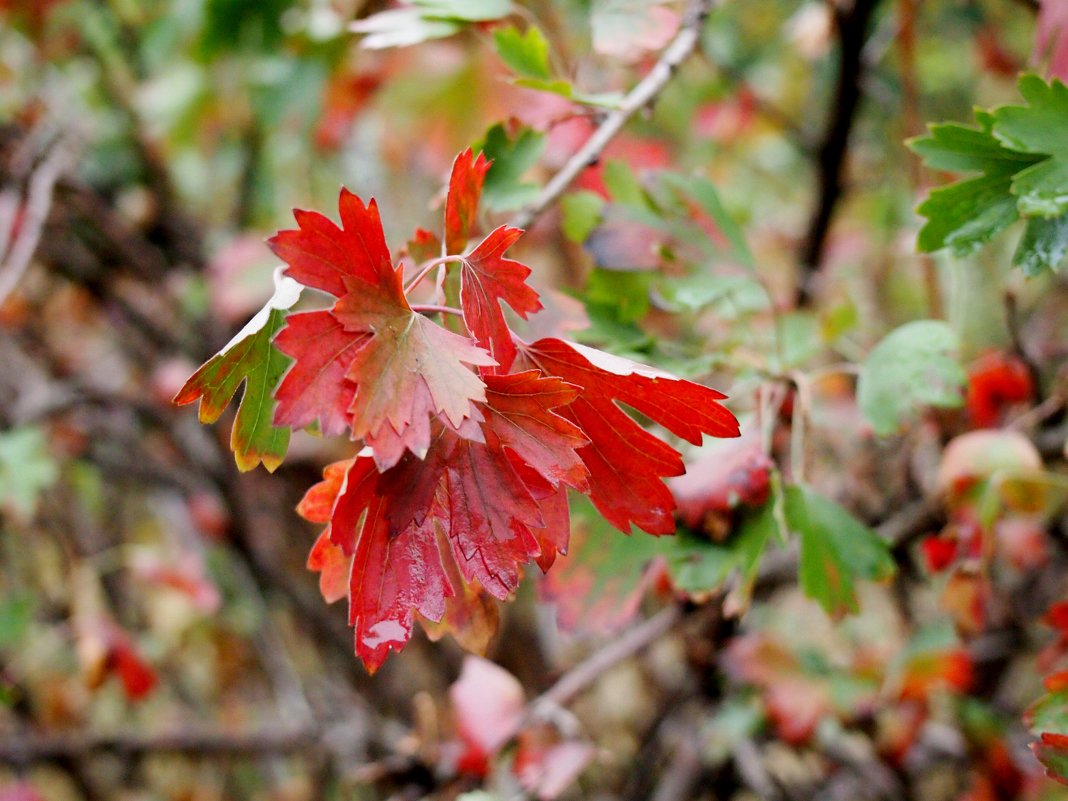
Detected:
left=0, top=426, right=58, bottom=522
left=174, top=273, right=300, bottom=472
left=585, top=269, right=653, bottom=323
left=916, top=174, right=1022, bottom=256
left=856, top=320, right=965, bottom=437
left=665, top=502, right=777, bottom=608
left=200, top=0, right=288, bottom=56
left=1029, top=681, right=1068, bottom=736
left=475, top=123, right=546, bottom=212
left=785, top=485, right=895, bottom=618
left=602, top=160, right=647, bottom=207
left=513, top=76, right=579, bottom=99
left=494, top=25, right=551, bottom=80
left=560, top=191, right=605, bottom=243
left=656, top=274, right=767, bottom=315
left=909, top=120, right=1040, bottom=174
left=0, top=593, right=32, bottom=648
left=992, top=76, right=1068, bottom=217
left=658, top=173, right=754, bottom=269
left=1014, top=211, right=1068, bottom=276
left=909, top=110, right=1043, bottom=256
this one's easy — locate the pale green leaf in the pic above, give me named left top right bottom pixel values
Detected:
left=856, top=320, right=965, bottom=436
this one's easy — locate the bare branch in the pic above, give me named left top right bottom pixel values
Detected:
left=509, top=0, right=715, bottom=231
left=0, top=142, right=72, bottom=305
left=532, top=604, right=683, bottom=713
left=0, top=724, right=317, bottom=764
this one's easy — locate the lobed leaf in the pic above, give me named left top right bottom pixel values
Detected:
left=494, top=25, right=552, bottom=80
left=518, top=338, right=740, bottom=534
left=446, top=149, right=491, bottom=255
left=173, top=271, right=301, bottom=472
left=785, top=485, right=895, bottom=618
left=459, top=225, right=542, bottom=371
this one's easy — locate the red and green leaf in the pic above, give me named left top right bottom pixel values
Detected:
left=180, top=160, right=741, bottom=671
left=173, top=272, right=301, bottom=472
left=1027, top=670, right=1068, bottom=784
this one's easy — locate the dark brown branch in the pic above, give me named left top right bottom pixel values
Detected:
left=797, top=0, right=884, bottom=305
left=0, top=724, right=318, bottom=764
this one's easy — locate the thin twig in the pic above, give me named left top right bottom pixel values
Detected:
left=0, top=142, right=72, bottom=305
left=531, top=605, right=683, bottom=713
left=0, top=724, right=318, bottom=764
left=650, top=733, right=703, bottom=801
left=508, top=0, right=715, bottom=231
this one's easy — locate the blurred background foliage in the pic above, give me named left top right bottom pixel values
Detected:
left=1, top=0, right=1068, bottom=800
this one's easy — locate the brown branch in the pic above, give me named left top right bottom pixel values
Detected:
left=0, top=141, right=72, bottom=304
left=508, top=0, right=715, bottom=231
left=650, top=733, right=703, bottom=801
left=0, top=724, right=318, bottom=764
left=531, top=604, right=683, bottom=712
left=797, top=0, right=884, bottom=305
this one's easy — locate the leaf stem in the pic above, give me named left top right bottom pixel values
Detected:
left=404, top=255, right=464, bottom=295
left=411, top=303, right=464, bottom=317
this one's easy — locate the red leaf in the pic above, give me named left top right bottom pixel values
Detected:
left=307, top=529, right=349, bottom=604
left=297, top=458, right=350, bottom=523
left=920, top=535, right=958, bottom=573
left=419, top=566, right=500, bottom=656
left=334, top=275, right=494, bottom=468
left=108, top=630, right=158, bottom=701
left=460, top=226, right=543, bottom=371
left=481, top=371, right=589, bottom=491
left=445, top=149, right=491, bottom=254
left=407, top=227, right=442, bottom=264
left=518, top=338, right=739, bottom=534
left=515, top=731, right=594, bottom=800
left=966, top=351, right=1034, bottom=428
left=443, top=437, right=545, bottom=598
left=273, top=310, right=366, bottom=436
left=898, top=648, right=974, bottom=701
left=669, top=437, right=773, bottom=529
left=303, top=417, right=579, bottom=669
left=1046, top=601, right=1068, bottom=635
left=330, top=457, right=454, bottom=672
left=512, top=460, right=572, bottom=572
left=268, top=189, right=392, bottom=297
left=449, top=656, right=525, bottom=774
